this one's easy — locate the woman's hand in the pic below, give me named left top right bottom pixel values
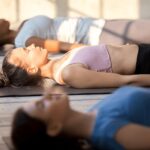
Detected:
left=26, top=37, right=88, bottom=53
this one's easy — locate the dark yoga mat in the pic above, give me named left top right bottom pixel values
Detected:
left=0, top=86, right=115, bottom=97
left=0, top=44, right=15, bottom=56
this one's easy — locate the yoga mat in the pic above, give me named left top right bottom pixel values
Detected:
left=0, top=44, right=15, bottom=56
left=0, top=50, right=4, bottom=56
left=0, top=46, right=5, bottom=56
left=0, top=85, right=115, bottom=97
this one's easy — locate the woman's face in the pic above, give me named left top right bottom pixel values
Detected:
left=8, top=44, right=49, bottom=70
left=23, top=88, right=69, bottom=126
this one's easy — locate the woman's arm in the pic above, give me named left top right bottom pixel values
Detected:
left=116, top=124, right=150, bottom=149
left=26, top=37, right=87, bottom=53
left=62, top=66, right=130, bottom=88
left=62, top=65, right=150, bottom=88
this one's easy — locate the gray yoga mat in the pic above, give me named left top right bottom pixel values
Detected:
left=0, top=85, right=115, bottom=97
left=0, top=44, right=15, bottom=56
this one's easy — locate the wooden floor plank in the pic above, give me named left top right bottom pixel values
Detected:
left=0, top=144, right=9, bottom=150
left=0, top=127, right=11, bottom=150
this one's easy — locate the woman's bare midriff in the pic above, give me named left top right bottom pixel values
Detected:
left=107, top=44, right=139, bottom=74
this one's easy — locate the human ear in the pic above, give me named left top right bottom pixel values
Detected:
left=47, top=123, right=62, bottom=136
left=27, top=66, right=38, bottom=74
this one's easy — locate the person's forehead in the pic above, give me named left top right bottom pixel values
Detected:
left=8, top=48, right=26, bottom=65
left=8, top=52, right=21, bottom=66
left=23, top=100, right=38, bottom=113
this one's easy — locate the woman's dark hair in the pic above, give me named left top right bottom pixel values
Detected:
left=11, top=108, right=92, bottom=150
left=0, top=50, right=42, bottom=87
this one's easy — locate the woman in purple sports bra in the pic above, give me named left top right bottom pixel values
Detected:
left=0, top=42, right=150, bottom=88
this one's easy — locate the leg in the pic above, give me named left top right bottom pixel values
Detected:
left=100, top=19, right=150, bottom=44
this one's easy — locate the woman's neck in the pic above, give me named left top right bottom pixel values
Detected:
left=40, top=58, right=59, bottom=79
left=62, top=109, right=96, bottom=139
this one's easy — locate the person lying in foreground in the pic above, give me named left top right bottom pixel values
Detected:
left=11, top=86, right=150, bottom=150
left=0, top=42, right=150, bottom=88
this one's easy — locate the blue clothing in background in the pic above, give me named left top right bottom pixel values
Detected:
left=15, top=15, right=105, bottom=48
left=91, top=86, right=150, bottom=150
left=15, top=15, right=52, bottom=47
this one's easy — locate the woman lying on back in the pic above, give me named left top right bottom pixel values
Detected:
left=0, top=42, right=150, bottom=88
left=11, top=86, right=150, bottom=150
left=15, top=15, right=150, bottom=48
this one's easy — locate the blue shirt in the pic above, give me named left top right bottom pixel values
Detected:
left=15, top=15, right=105, bottom=47
left=91, top=86, right=150, bottom=150
left=15, top=15, right=53, bottom=47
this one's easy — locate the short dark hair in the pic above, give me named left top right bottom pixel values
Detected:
left=11, top=108, right=90, bottom=150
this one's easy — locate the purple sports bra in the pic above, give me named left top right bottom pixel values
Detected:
left=54, top=44, right=112, bottom=84
left=69, top=44, right=112, bottom=72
